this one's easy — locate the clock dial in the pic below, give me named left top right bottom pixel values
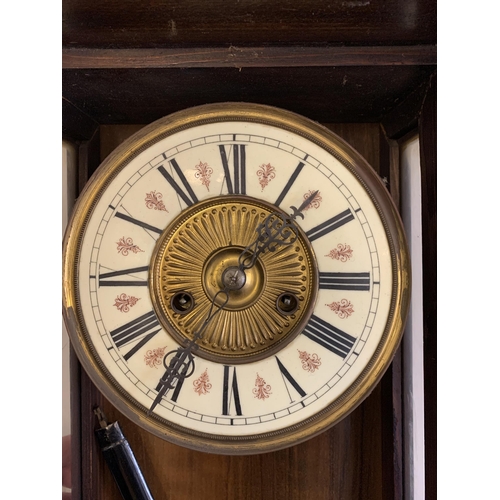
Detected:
left=63, top=103, right=410, bottom=454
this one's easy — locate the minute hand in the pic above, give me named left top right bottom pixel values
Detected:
left=238, top=190, right=319, bottom=271
left=290, top=190, right=319, bottom=220
left=147, top=289, right=230, bottom=416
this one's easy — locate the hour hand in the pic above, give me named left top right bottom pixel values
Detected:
left=147, top=346, right=196, bottom=416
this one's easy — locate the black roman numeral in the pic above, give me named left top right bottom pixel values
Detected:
left=158, top=159, right=199, bottom=207
left=98, top=265, right=149, bottom=287
left=219, top=144, right=246, bottom=194
left=276, top=356, right=306, bottom=401
left=222, top=366, right=242, bottom=416
left=303, top=315, right=356, bottom=358
left=114, top=212, right=163, bottom=235
left=305, top=209, right=354, bottom=242
left=319, top=272, right=370, bottom=291
left=274, top=162, right=305, bottom=207
left=109, top=311, right=161, bottom=361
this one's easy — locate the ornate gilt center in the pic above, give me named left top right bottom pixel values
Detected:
left=149, top=196, right=318, bottom=363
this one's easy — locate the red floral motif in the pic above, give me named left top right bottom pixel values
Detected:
left=145, top=191, right=168, bottom=212
left=116, top=237, right=144, bottom=256
left=325, top=244, right=353, bottom=262
left=256, top=163, right=276, bottom=191
left=194, top=161, right=214, bottom=191
left=193, top=369, right=212, bottom=396
left=113, top=293, right=140, bottom=313
left=253, top=373, right=272, bottom=400
left=326, top=299, right=354, bottom=319
left=303, top=190, right=322, bottom=210
left=144, top=346, right=168, bottom=368
left=298, top=350, right=322, bottom=373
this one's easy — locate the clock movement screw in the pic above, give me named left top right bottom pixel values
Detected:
left=171, top=292, right=195, bottom=314
left=276, top=293, right=299, bottom=316
left=221, top=266, right=247, bottom=290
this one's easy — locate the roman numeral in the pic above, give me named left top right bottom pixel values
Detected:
left=305, top=209, right=354, bottom=242
left=319, top=272, right=370, bottom=291
left=109, top=311, right=161, bottom=361
left=219, top=144, right=246, bottom=194
left=274, top=161, right=305, bottom=207
left=114, top=212, right=163, bottom=235
left=303, top=315, right=356, bottom=358
left=276, top=356, right=306, bottom=402
left=98, top=265, right=149, bottom=287
left=222, top=366, right=242, bottom=416
left=158, top=159, right=199, bottom=207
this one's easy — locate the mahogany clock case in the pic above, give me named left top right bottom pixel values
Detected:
left=62, top=1, right=436, bottom=497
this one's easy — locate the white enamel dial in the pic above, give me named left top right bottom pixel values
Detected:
left=64, top=104, right=409, bottom=453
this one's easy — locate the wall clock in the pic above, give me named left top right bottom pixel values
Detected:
left=63, top=102, right=410, bottom=455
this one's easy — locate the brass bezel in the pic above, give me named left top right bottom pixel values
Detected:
left=62, top=102, right=411, bottom=455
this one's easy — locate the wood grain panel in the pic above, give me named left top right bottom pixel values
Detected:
left=419, top=73, right=437, bottom=500
left=62, top=65, right=435, bottom=128
left=78, top=367, right=386, bottom=500
left=62, top=46, right=437, bottom=69
left=62, top=0, right=436, bottom=48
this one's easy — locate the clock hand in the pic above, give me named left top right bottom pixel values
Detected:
left=238, top=190, right=319, bottom=271
left=148, top=191, right=319, bottom=416
left=290, top=190, right=319, bottom=220
left=147, top=289, right=229, bottom=416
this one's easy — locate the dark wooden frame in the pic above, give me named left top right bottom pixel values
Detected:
left=63, top=7, right=436, bottom=497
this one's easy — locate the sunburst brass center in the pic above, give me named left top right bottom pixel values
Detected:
left=149, top=196, right=318, bottom=364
